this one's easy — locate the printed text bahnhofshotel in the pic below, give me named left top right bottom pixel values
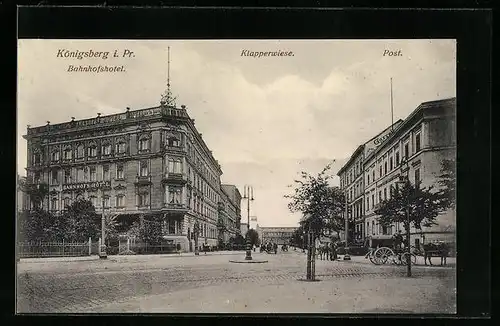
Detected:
left=67, top=65, right=125, bottom=73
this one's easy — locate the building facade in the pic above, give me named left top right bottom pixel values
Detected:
left=257, top=226, right=298, bottom=245
left=338, top=120, right=403, bottom=242
left=218, top=184, right=242, bottom=243
left=23, top=103, right=239, bottom=252
left=363, top=98, right=456, bottom=250
left=17, top=175, right=28, bottom=213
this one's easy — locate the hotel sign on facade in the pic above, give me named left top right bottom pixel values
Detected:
left=62, top=181, right=111, bottom=191
left=364, top=120, right=403, bottom=157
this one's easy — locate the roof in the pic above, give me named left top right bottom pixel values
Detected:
left=364, top=97, right=456, bottom=163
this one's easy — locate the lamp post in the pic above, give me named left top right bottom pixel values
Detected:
left=242, top=185, right=254, bottom=260
left=99, top=190, right=107, bottom=259
left=399, top=157, right=411, bottom=277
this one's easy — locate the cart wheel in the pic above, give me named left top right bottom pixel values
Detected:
left=375, top=247, right=394, bottom=265
left=401, top=252, right=417, bottom=265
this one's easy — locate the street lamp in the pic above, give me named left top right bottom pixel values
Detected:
left=242, top=185, right=254, bottom=260
left=99, top=189, right=107, bottom=259
left=399, top=157, right=411, bottom=277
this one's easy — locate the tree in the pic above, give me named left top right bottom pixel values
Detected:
left=127, top=214, right=164, bottom=245
left=284, top=161, right=345, bottom=280
left=290, top=226, right=305, bottom=248
left=105, top=214, right=120, bottom=246
left=61, top=199, right=100, bottom=242
left=437, top=158, right=456, bottom=210
left=285, top=162, right=345, bottom=238
left=246, top=228, right=260, bottom=246
left=18, top=209, right=55, bottom=242
left=229, top=234, right=245, bottom=246
left=375, top=179, right=445, bottom=234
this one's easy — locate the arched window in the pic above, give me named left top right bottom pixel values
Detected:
left=50, top=197, right=58, bottom=211
left=51, top=150, right=60, bottom=162
left=116, top=140, right=126, bottom=154
left=138, top=134, right=150, bottom=151
left=88, top=144, right=97, bottom=157
left=116, top=194, right=125, bottom=207
left=76, top=144, right=85, bottom=158
left=63, top=147, right=72, bottom=160
left=102, top=142, right=112, bottom=156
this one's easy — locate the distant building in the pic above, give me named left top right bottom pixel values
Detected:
left=218, top=185, right=242, bottom=243
left=257, top=226, right=298, bottom=245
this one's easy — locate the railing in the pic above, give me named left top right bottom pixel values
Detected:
left=18, top=241, right=91, bottom=258
left=27, top=106, right=189, bottom=135
left=128, top=242, right=179, bottom=255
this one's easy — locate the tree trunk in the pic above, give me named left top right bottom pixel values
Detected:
left=306, top=236, right=312, bottom=280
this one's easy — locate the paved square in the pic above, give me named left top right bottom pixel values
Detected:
left=16, top=251, right=456, bottom=314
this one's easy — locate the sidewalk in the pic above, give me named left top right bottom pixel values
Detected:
left=18, top=250, right=247, bottom=264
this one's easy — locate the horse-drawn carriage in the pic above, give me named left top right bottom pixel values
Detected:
left=422, top=241, right=450, bottom=266
left=364, top=235, right=417, bottom=266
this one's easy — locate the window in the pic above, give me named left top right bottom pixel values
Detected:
left=33, top=153, right=41, bottom=164
left=372, top=194, right=375, bottom=207
left=51, top=151, right=60, bottom=162
left=116, top=195, right=125, bottom=207
left=63, top=148, right=72, bottom=160
left=102, top=143, right=112, bottom=155
left=389, top=157, right=393, bottom=170
left=396, top=152, right=400, bottom=166
left=103, top=196, right=110, bottom=208
left=50, top=198, right=58, bottom=211
left=404, top=142, right=409, bottom=158
left=366, top=197, right=370, bottom=211
left=139, top=138, right=149, bottom=151
left=371, top=221, right=374, bottom=235
left=384, top=161, right=388, bottom=174
left=116, top=141, right=126, bottom=154
left=51, top=170, right=58, bottom=184
left=116, top=164, right=124, bottom=179
left=372, top=170, right=375, bottom=181
left=379, top=191, right=382, bottom=203
left=88, top=145, right=97, bottom=157
left=415, top=133, right=421, bottom=152
left=414, top=168, right=421, bottom=188
left=77, top=145, right=85, bottom=158
left=168, top=220, right=176, bottom=234
left=90, top=196, right=98, bottom=207
left=367, top=174, right=370, bottom=185
left=63, top=197, right=71, bottom=208
left=140, top=160, right=149, bottom=177
left=138, top=192, right=149, bottom=206
left=168, top=158, right=182, bottom=174
left=379, top=166, right=382, bottom=177
left=384, top=188, right=387, bottom=200
left=90, top=167, right=97, bottom=181
left=77, top=168, right=85, bottom=182
left=167, top=134, right=181, bottom=147
left=169, top=187, right=182, bottom=204
left=64, top=169, right=71, bottom=184
left=103, top=165, right=110, bottom=181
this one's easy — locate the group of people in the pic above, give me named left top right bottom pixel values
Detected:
left=259, top=242, right=278, bottom=254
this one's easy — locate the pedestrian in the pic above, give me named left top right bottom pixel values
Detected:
left=273, top=242, right=278, bottom=254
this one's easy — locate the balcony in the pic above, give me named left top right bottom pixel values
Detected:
left=135, top=175, right=152, bottom=185
left=162, top=173, right=187, bottom=185
left=163, top=202, right=189, bottom=212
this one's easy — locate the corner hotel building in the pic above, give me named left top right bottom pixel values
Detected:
left=338, top=97, right=456, bottom=250
left=23, top=100, right=242, bottom=252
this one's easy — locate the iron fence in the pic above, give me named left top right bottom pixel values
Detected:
left=18, top=241, right=91, bottom=258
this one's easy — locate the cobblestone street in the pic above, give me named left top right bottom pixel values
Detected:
left=16, top=251, right=456, bottom=314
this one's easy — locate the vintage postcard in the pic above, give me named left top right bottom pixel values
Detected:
left=16, top=39, right=456, bottom=314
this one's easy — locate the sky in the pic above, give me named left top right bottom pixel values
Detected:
left=17, top=39, right=456, bottom=227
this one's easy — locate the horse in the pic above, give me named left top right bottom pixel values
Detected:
left=423, top=242, right=449, bottom=266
